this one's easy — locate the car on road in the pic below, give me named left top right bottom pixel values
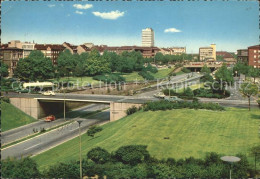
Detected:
left=153, top=92, right=166, bottom=99
left=16, top=89, right=30, bottom=93
left=164, top=96, right=184, bottom=102
left=45, top=115, right=56, bottom=122
left=42, top=91, right=55, bottom=96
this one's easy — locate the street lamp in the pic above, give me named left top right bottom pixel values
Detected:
left=76, top=120, right=83, bottom=179
left=221, top=156, right=241, bottom=179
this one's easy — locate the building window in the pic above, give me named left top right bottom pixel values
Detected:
left=254, top=55, right=256, bottom=58
left=254, top=50, right=256, bottom=53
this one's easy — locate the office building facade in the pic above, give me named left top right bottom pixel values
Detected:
left=142, top=28, right=154, bottom=47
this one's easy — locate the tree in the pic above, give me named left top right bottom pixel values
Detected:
left=248, top=67, right=260, bottom=83
left=239, top=82, right=258, bottom=111
left=2, top=157, right=41, bottom=178
left=114, top=145, right=150, bottom=165
left=1, top=61, right=9, bottom=77
left=201, top=65, right=211, bottom=74
left=57, top=49, right=76, bottom=78
left=215, top=64, right=234, bottom=95
left=87, top=147, right=110, bottom=164
left=14, top=50, right=54, bottom=81
left=87, top=125, right=103, bottom=138
left=154, top=52, right=164, bottom=64
left=14, top=57, right=34, bottom=81
left=85, top=49, right=111, bottom=76
left=233, top=62, right=249, bottom=77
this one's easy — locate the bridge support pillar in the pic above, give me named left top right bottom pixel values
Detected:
left=110, top=102, right=143, bottom=121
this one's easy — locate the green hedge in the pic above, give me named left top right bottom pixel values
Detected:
left=143, top=100, right=225, bottom=111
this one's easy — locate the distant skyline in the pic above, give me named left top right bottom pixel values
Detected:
left=2, top=1, right=259, bottom=53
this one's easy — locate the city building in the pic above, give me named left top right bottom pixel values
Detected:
left=63, top=42, right=78, bottom=54
left=35, top=44, right=65, bottom=65
left=1, top=45, right=23, bottom=76
left=142, top=28, right=154, bottom=47
left=248, top=45, right=260, bottom=68
left=237, top=49, right=248, bottom=64
left=199, top=44, right=216, bottom=61
left=216, top=51, right=236, bottom=63
left=8, top=40, right=35, bottom=58
left=170, top=47, right=186, bottom=55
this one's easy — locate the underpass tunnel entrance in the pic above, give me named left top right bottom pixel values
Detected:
left=38, top=100, right=110, bottom=120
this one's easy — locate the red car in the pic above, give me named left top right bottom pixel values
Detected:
left=45, top=115, right=56, bottom=122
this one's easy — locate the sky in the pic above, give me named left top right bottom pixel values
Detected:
left=1, top=1, right=259, bottom=53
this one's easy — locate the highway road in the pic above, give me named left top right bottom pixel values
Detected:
left=1, top=104, right=109, bottom=145
left=4, top=93, right=126, bottom=103
left=1, top=110, right=110, bottom=160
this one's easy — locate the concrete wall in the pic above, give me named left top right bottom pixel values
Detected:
left=10, top=98, right=40, bottom=119
left=110, top=102, right=143, bottom=121
left=9, top=98, right=91, bottom=119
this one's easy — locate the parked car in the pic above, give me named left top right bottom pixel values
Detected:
left=164, top=96, right=184, bottom=102
left=153, top=92, right=166, bottom=99
left=42, top=91, right=55, bottom=96
left=45, top=115, right=55, bottom=122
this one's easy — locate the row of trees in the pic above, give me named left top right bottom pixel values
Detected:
left=2, top=145, right=254, bottom=178
left=154, top=52, right=195, bottom=65
left=14, top=49, right=148, bottom=81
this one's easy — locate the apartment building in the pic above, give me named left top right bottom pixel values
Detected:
left=170, top=47, right=186, bottom=55
left=35, top=44, right=65, bottom=65
left=63, top=42, right=78, bottom=54
left=216, top=51, right=236, bottom=63
left=1, top=45, right=23, bottom=76
left=199, top=44, right=216, bottom=61
left=142, top=28, right=154, bottom=47
left=248, top=45, right=260, bottom=68
left=237, top=49, right=248, bottom=64
left=8, top=40, right=35, bottom=58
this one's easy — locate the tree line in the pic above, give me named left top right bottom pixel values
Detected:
left=12, top=50, right=195, bottom=82
left=2, top=145, right=256, bottom=179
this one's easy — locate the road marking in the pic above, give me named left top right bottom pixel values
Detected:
left=24, top=143, right=41, bottom=151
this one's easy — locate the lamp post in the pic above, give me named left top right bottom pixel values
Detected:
left=221, top=156, right=241, bottom=179
left=254, top=152, right=260, bottom=178
left=77, top=120, right=83, bottom=179
left=64, top=89, right=66, bottom=121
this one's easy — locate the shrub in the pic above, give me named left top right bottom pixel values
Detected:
left=87, top=147, right=110, bottom=164
left=126, top=106, right=139, bottom=115
left=143, top=100, right=225, bottom=111
left=2, top=97, right=10, bottom=103
left=183, top=87, right=194, bottom=98
left=145, top=64, right=158, bottom=73
left=87, top=125, right=103, bottom=138
left=138, top=71, right=154, bottom=80
left=114, top=145, right=150, bottom=165
left=181, top=67, right=191, bottom=73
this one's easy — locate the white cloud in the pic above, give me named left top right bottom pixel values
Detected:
left=164, top=28, right=182, bottom=33
left=73, top=4, right=93, bottom=10
left=75, top=11, right=83, bottom=15
left=92, top=10, right=125, bottom=20
left=48, top=4, right=55, bottom=8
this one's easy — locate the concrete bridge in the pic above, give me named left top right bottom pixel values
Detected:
left=6, top=93, right=154, bottom=121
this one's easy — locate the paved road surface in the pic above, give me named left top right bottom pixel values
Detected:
left=1, top=104, right=108, bottom=145
left=1, top=110, right=110, bottom=160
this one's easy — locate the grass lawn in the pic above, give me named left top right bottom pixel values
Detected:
left=33, top=108, right=260, bottom=171
left=151, top=68, right=173, bottom=79
left=176, top=83, right=205, bottom=93
left=1, top=101, right=37, bottom=132
left=122, top=72, right=144, bottom=82
left=122, top=68, right=174, bottom=82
